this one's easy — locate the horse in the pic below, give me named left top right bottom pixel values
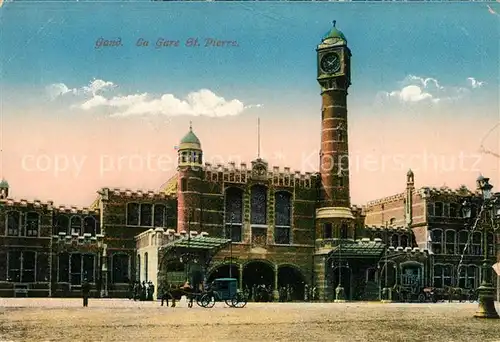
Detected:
left=161, top=284, right=196, bottom=308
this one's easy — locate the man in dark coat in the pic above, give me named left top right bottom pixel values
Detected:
left=82, top=278, right=91, bottom=307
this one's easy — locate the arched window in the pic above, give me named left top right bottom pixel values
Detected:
left=127, top=203, right=140, bottom=226
left=444, top=230, right=455, bottom=255
left=433, top=264, right=453, bottom=288
left=431, top=229, right=442, bottom=254
left=140, top=204, right=153, bottom=227
left=112, top=254, right=130, bottom=284
left=275, top=191, right=291, bottom=244
left=471, top=232, right=481, bottom=255
left=83, top=217, right=96, bottom=235
left=250, top=185, right=267, bottom=225
left=458, top=230, right=468, bottom=255
left=400, top=235, right=409, bottom=248
left=56, top=215, right=70, bottom=235
left=487, top=232, right=494, bottom=256
left=467, top=265, right=478, bottom=289
left=70, top=216, right=82, bottom=235
left=391, top=234, right=399, bottom=248
left=340, top=223, right=348, bottom=239
left=26, top=212, right=40, bottom=237
left=323, top=223, right=332, bottom=239
left=6, top=211, right=20, bottom=236
left=225, top=187, right=243, bottom=242
left=154, top=204, right=166, bottom=227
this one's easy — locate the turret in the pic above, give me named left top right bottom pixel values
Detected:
left=0, top=178, right=9, bottom=199
left=176, top=123, right=203, bottom=233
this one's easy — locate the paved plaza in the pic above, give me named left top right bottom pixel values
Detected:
left=1, top=299, right=500, bottom=341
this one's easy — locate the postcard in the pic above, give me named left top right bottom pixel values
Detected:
left=0, top=1, right=499, bottom=341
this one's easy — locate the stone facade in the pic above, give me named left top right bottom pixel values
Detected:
left=1, top=22, right=498, bottom=301
left=363, top=172, right=498, bottom=295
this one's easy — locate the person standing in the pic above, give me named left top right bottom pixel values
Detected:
left=82, top=278, right=91, bottom=307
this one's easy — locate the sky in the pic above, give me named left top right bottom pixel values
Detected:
left=0, top=1, right=499, bottom=207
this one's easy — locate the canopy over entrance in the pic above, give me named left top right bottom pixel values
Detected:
left=161, top=236, right=231, bottom=251
left=326, top=239, right=386, bottom=260
left=158, top=235, right=232, bottom=266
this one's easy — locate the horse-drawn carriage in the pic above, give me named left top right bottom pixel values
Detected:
left=390, top=284, right=477, bottom=303
left=198, top=278, right=247, bottom=308
left=161, top=278, right=247, bottom=308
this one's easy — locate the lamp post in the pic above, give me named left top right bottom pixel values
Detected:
left=382, top=221, right=392, bottom=302
left=462, top=175, right=500, bottom=319
left=334, top=224, right=346, bottom=302
left=229, top=213, right=234, bottom=279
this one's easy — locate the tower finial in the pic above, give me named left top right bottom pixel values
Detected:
left=257, top=117, right=261, bottom=159
left=332, top=20, right=336, bottom=27
left=189, top=121, right=192, bottom=131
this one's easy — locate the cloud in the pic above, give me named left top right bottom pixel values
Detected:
left=467, top=77, right=485, bottom=89
left=388, top=85, right=433, bottom=103
left=378, top=74, right=485, bottom=105
left=46, top=83, right=78, bottom=100
left=48, top=79, right=261, bottom=118
left=47, top=79, right=115, bottom=100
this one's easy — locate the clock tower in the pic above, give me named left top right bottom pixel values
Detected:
left=314, top=21, right=355, bottom=301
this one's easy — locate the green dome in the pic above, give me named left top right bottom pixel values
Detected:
left=323, top=20, right=347, bottom=42
left=180, top=130, right=200, bottom=145
left=0, top=179, right=9, bottom=188
left=178, top=122, right=202, bottom=150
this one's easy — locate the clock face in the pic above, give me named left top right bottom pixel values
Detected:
left=320, top=53, right=341, bottom=74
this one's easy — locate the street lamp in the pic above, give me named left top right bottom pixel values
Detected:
left=229, top=213, right=235, bottom=279
left=335, top=224, right=346, bottom=302
left=381, top=221, right=392, bottom=302
left=462, top=175, right=500, bottom=319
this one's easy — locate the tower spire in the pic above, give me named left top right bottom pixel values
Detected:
left=332, top=20, right=336, bottom=27
left=257, top=117, right=261, bottom=158
left=189, top=121, right=193, bottom=131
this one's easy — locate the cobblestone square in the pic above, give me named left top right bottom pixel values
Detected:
left=1, top=299, right=500, bottom=342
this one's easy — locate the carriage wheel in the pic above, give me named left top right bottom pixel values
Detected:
left=231, top=293, right=247, bottom=308
left=468, top=294, right=476, bottom=303
left=200, top=294, right=215, bottom=308
left=418, top=294, right=426, bottom=303
left=196, top=294, right=205, bottom=307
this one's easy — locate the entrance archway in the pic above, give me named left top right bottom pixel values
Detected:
left=242, top=260, right=274, bottom=301
left=207, top=264, right=240, bottom=284
left=277, top=265, right=306, bottom=301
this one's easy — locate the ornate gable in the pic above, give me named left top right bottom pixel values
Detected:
left=251, top=158, right=268, bottom=180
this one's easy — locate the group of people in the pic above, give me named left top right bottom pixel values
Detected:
left=130, top=281, right=156, bottom=301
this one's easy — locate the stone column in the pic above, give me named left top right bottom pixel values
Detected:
left=273, top=264, right=279, bottom=301
left=101, top=244, right=109, bottom=298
